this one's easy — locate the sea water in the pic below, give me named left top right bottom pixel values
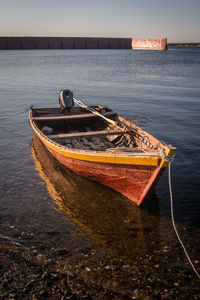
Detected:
left=0, top=48, right=200, bottom=298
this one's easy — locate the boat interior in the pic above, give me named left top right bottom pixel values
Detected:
left=31, top=106, right=159, bottom=153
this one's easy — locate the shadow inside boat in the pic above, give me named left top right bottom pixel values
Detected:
left=31, top=134, right=163, bottom=259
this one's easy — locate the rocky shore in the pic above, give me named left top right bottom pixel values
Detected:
left=0, top=239, right=81, bottom=300
left=1, top=232, right=200, bottom=300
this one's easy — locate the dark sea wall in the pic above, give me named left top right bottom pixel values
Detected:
left=0, top=37, right=132, bottom=50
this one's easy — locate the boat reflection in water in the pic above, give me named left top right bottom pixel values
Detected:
left=31, top=134, right=162, bottom=260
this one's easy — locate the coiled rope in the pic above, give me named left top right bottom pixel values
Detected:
left=73, top=98, right=152, bottom=150
left=168, top=162, right=200, bottom=279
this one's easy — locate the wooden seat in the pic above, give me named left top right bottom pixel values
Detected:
left=33, top=111, right=116, bottom=121
left=47, top=129, right=127, bottom=139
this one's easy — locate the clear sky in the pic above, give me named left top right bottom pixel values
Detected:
left=0, top=0, right=199, bottom=43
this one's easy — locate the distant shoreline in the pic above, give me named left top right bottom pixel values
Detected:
left=168, top=43, right=200, bottom=47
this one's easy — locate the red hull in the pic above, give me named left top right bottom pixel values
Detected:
left=47, top=145, right=164, bottom=205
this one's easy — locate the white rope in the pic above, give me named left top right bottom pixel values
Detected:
left=73, top=98, right=152, bottom=151
left=168, top=162, right=200, bottom=279
left=73, top=97, right=117, bottom=126
left=0, top=108, right=28, bottom=120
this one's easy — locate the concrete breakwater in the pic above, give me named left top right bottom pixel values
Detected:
left=0, top=37, right=167, bottom=50
left=132, top=38, right=167, bottom=50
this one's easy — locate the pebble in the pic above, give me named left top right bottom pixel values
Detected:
left=174, top=282, right=179, bottom=287
left=36, top=254, right=45, bottom=264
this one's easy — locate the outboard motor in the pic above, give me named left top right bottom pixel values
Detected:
left=59, top=89, right=74, bottom=112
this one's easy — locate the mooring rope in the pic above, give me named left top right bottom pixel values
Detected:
left=73, top=97, right=117, bottom=126
left=73, top=98, right=153, bottom=151
left=0, top=106, right=34, bottom=121
left=168, top=162, right=200, bottom=279
left=74, top=98, right=176, bottom=154
left=0, top=109, right=27, bottom=120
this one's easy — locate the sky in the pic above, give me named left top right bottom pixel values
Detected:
left=0, top=0, right=199, bottom=43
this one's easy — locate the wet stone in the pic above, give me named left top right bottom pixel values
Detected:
left=54, top=249, right=68, bottom=256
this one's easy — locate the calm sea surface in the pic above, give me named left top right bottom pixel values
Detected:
left=0, top=48, right=200, bottom=298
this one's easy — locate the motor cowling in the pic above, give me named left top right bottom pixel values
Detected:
left=59, top=89, right=74, bottom=112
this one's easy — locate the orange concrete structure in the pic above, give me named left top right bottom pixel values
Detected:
left=132, top=38, right=167, bottom=50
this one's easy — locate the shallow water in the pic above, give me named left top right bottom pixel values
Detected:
left=0, top=47, right=200, bottom=298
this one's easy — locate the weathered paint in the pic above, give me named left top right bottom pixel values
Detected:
left=46, top=140, right=164, bottom=205
left=132, top=38, right=167, bottom=50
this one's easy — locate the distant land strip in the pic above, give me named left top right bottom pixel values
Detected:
left=168, top=42, right=200, bottom=47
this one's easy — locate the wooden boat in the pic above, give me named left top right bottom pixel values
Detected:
left=29, top=90, right=176, bottom=205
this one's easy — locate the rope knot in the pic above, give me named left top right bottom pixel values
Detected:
left=159, top=148, right=175, bottom=163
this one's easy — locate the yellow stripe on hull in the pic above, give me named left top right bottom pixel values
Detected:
left=32, top=126, right=166, bottom=168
